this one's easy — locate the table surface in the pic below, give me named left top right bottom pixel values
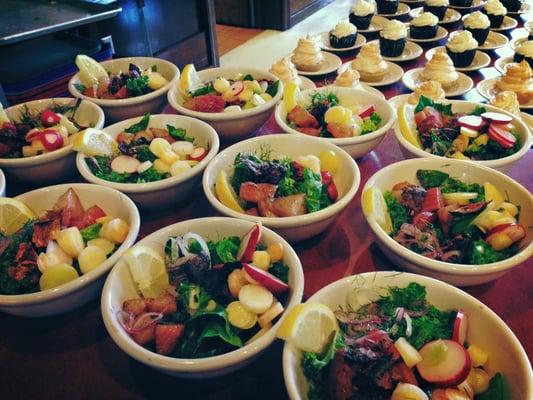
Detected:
left=1, top=13, right=532, bottom=400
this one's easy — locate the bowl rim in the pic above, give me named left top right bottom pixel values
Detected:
left=282, top=271, right=533, bottom=400
left=0, top=168, right=5, bottom=194
left=0, top=183, right=140, bottom=306
left=362, top=158, right=533, bottom=275
left=167, top=66, right=284, bottom=121
left=393, top=100, right=533, bottom=169
left=0, top=98, right=105, bottom=167
left=202, top=133, right=361, bottom=228
left=68, top=57, right=180, bottom=107
left=76, top=114, right=220, bottom=193
left=101, top=216, right=305, bottom=373
left=275, top=86, right=396, bottom=145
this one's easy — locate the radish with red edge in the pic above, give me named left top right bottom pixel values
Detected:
left=488, top=124, right=516, bottom=149
left=236, top=223, right=262, bottom=262
left=481, top=112, right=512, bottom=125
left=25, top=129, right=42, bottom=142
left=189, top=147, right=207, bottom=162
left=225, top=81, right=245, bottom=102
left=417, top=339, right=472, bottom=387
left=40, top=129, right=64, bottom=151
left=327, top=180, right=338, bottom=201
left=487, top=223, right=526, bottom=242
left=243, top=263, right=289, bottom=295
left=320, top=171, right=332, bottom=186
left=457, top=115, right=484, bottom=130
left=358, top=104, right=376, bottom=119
left=40, top=109, right=61, bottom=127
left=453, top=310, right=468, bottom=345
left=421, top=187, right=444, bottom=212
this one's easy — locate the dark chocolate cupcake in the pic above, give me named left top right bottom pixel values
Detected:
left=483, top=0, right=507, bottom=28
left=329, top=21, right=358, bottom=48
left=424, top=0, right=449, bottom=20
left=446, top=31, right=478, bottom=67
left=501, top=0, right=522, bottom=12
left=349, top=0, right=376, bottom=30
left=463, top=11, right=491, bottom=45
left=410, top=12, right=439, bottom=39
left=449, top=0, right=473, bottom=7
left=376, top=0, right=399, bottom=15
left=513, top=40, right=533, bottom=68
left=379, top=19, right=407, bottom=56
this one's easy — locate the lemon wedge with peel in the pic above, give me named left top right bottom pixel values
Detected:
left=0, top=198, right=35, bottom=235
left=277, top=303, right=338, bottom=354
left=123, top=245, right=169, bottom=298
left=0, top=103, right=10, bottom=125
left=178, top=64, right=203, bottom=96
left=73, top=128, right=118, bottom=156
left=283, top=81, right=301, bottom=113
left=215, top=170, right=244, bottom=213
left=397, top=103, right=422, bottom=149
left=362, top=186, right=393, bottom=234
left=75, top=54, right=108, bottom=87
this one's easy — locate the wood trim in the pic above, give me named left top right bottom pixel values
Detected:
left=201, top=0, right=219, bottom=66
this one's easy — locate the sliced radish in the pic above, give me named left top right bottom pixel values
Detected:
left=40, top=109, right=61, bottom=127
left=481, top=112, right=512, bottom=125
left=25, top=128, right=43, bottom=142
left=327, top=181, right=338, bottom=201
left=452, top=310, right=468, bottom=345
left=238, top=284, right=273, bottom=314
left=487, top=223, right=526, bottom=242
left=394, top=337, right=423, bottom=368
left=417, top=339, right=471, bottom=387
left=236, top=223, right=262, bottom=262
left=243, top=263, right=289, bottom=295
left=40, top=129, right=64, bottom=151
left=459, top=126, right=479, bottom=138
left=225, top=81, right=245, bottom=102
left=111, top=155, right=141, bottom=174
left=457, top=115, right=484, bottom=130
left=137, top=160, right=153, bottom=173
left=258, top=302, right=284, bottom=328
left=358, top=104, right=376, bottom=118
left=488, top=125, right=516, bottom=149
left=189, top=147, right=207, bottom=162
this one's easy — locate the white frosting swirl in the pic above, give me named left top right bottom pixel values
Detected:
left=408, top=80, right=446, bottom=105
left=446, top=30, right=478, bottom=52
left=411, top=12, right=439, bottom=27
left=463, top=11, right=490, bottom=29
left=516, top=40, right=533, bottom=57
left=334, top=67, right=361, bottom=87
left=351, top=0, right=376, bottom=16
left=291, top=36, right=324, bottom=68
left=421, top=51, right=459, bottom=86
left=426, top=0, right=449, bottom=7
left=270, top=57, right=302, bottom=86
left=484, top=0, right=507, bottom=15
left=490, top=91, right=521, bottom=116
left=332, top=20, right=358, bottom=38
left=380, top=19, right=408, bottom=40
left=352, top=42, right=388, bottom=73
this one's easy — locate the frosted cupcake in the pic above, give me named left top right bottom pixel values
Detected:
left=291, top=36, right=325, bottom=72
left=446, top=30, right=478, bottom=67
left=421, top=50, right=459, bottom=89
left=380, top=20, right=408, bottom=57
left=334, top=66, right=361, bottom=88
left=352, top=42, right=389, bottom=82
left=463, top=11, right=491, bottom=45
left=424, top=0, right=449, bottom=20
left=408, top=80, right=446, bottom=105
left=270, top=57, right=302, bottom=87
left=495, top=61, right=533, bottom=104
left=490, top=91, right=521, bottom=116
left=329, top=20, right=358, bottom=48
left=349, top=0, right=376, bottom=30
left=513, top=40, right=533, bottom=69
left=376, top=0, right=399, bottom=15
left=410, top=12, right=439, bottom=39
left=483, top=0, right=507, bottom=28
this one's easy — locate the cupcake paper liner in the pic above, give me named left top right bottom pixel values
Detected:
left=450, top=0, right=474, bottom=6
left=379, top=37, right=407, bottom=56
left=502, top=0, right=522, bottom=12
left=376, top=0, right=399, bottom=14
left=349, top=13, right=373, bottom=30
left=485, top=13, right=505, bottom=28
left=446, top=47, right=476, bottom=67
left=329, top=32, right=358, bottom=48
left=410, top=24, right=439, bottom=39
left=466, top=27, right=490, bottom=45
left=513, top=53, right=533, bottom=68
left=424, top=5, right=447, bottom=20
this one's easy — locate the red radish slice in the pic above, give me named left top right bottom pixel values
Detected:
left=488, top=125, right=516, bottom=149
left=358, top=104, right=376, bottom=118
left=224, top=81, right=245, bottom=102
left=320, top=171, right=332, bottom=186
left=111, top=155, right=141, bottom=174
left=40, top=109, right=61, bottom=127
left=189, top=147, right=207, bottom=162
left=457, top=115, right=484, bottom=130
left=243, top=263, right=289, bottom=295
left=25, top=129, right=43, bottom=142
left=40, top=129, right=64, bottom=151
left=238, top=284, right=273, bottom=314
left=452, top=310, right=468, bottom=345
left=327, top=180, right=338, bottom=201
left=417, top=340, right=471, bottom=387
left=481, top=112, right=512, bottom=125
left=236, top=223, right=262, bottom=262
left=487, top=223, right=526, bottom=242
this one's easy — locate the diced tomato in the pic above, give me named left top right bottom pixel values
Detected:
left=287, top=106, right=319, bottom=128
left=413, top=211, right=435, bottom=229
left=155, top=324, right=185, bottom=355
left=421, top=188, right=444, bottom=212
left=82, top=205, right=107, bottom=227
left=123, top=298, right=147, bottom=316
left=184, top=94, right=225, bottom=113
left=320, top=171, right=332, bottom=186
left=327, top=180, right=338, bottom=201
left=83, top=86, right=97, bottom=98
left=113, top=85, right=128, bottom=99
left=296, top=127, right=321, bottom=136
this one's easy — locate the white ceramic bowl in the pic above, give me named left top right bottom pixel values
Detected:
left=68, top=57, right=179, bottom=122
left=76, top=114, right=219, bottom=208
left=101, top=217, right=304, bottom=378
left=167, top=66, right=284, bottom=141
left=394, top=100, right=532, bottom=173
left=0, top=168, right=5, bottom=196
left=275, top=87, right=396, bottom=159
left=0, top=98, right=105, bottom=184
left=283, top=271, right=533, bottom=400
left=202, top=134, right=360, bottom=242
left=362, top=158, right=533, bottom=286
left=0, top=183, right=140, bottom=317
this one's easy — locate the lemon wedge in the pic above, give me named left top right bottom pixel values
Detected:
left=123, top=245, right=169, bottom=298
left=283, top=81, right=301, bottom=113
left=178, top=64, right=203, bottom=96
left=362, top=186, right=393, bottom=234
left=483, top=182, right=505, bottom=204
left=277, top=303, right=338, bottom=354
left=215, top=170, right=244, bottom=213
left=75, top=54, right=108, bottom=87
left=0, top=103, right=10, bottom=125
left=73, top=128, right=118, bottom=156
left=397, top=103, right=422, bottom=149
left=0, top=197, right=35, bottom=236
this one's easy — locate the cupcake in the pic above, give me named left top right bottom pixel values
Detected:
left=410, top=12, right=439, bottom=39
left=495, top=61, right=533, bottom=104
left=334, top=66, right=361, bottom=88
left=463, top=12, right=491, bottom=45
left=526, top=21, right=533, bottom=40
left=291, top=36, right=324, bottom=72
left=424, top=0, right=449, bottom=20
left=490, top=91, right=521, bottom=116
left=351, top=42, right=389, bottom=82
left=349, top=0, right=376, bottom=30
left=376, top=0, right=399, bottom=15
left=513, top=40, right=533, bottom=69
left=270, top=57, right=303, bottom=87
left=450, top=0, right=473, bottom=7
left=420, top=50, right=459, bottom=89
left=380, top=20, right=408, bottom=56
left=329, top=20, right=358, bottom=48
left=408, top=80, right=446, bottom=105
left=446, top=30, right=478, bottom=67
left=501, top=0, right=522, bottom=12
left=483, top=0, right=507, bottom=28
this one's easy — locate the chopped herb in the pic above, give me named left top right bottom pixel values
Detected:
left=167, top=124, right=194, bottom=143
left=207, top=236, right=240, bottom=264
left=150, top=64, right=157, bottom=72
left=191, top=83, right=215, bottom=97
left=360, top=112, right=382, bottom=135
left=470, top=240, right=515, bottom=265
left=125, top=113, right=150, bottom=133
left=126, top=75, right=150, bottom=97
left=383, top=191, right=410, bottom=234
left=477, top=373, right=509, bottom=400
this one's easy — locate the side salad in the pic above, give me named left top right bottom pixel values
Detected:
left=283, top=82, right=383, bottom=138
left=279, top=282, right=509, bottom=400
left=0, top=188, right=130, bottom=295
left=118, top=223, right=291, bottom=358
left=399, top=96, right=522, bottom=160
left=179, top=64, right=280, bottom=113
left=373, top=169, right=525, bottom=265
left=214, top=146, right=340, bottom=217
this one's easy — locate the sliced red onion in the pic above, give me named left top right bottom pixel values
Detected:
left=181, top=232, right=210, bottom=258
left=394, top=307, right=405, bottom=322
left=131, top=312, right=163, bottom=331
left=404, top=312, right=413, bottom=337
left=116, top=310, right=136, bottom=334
